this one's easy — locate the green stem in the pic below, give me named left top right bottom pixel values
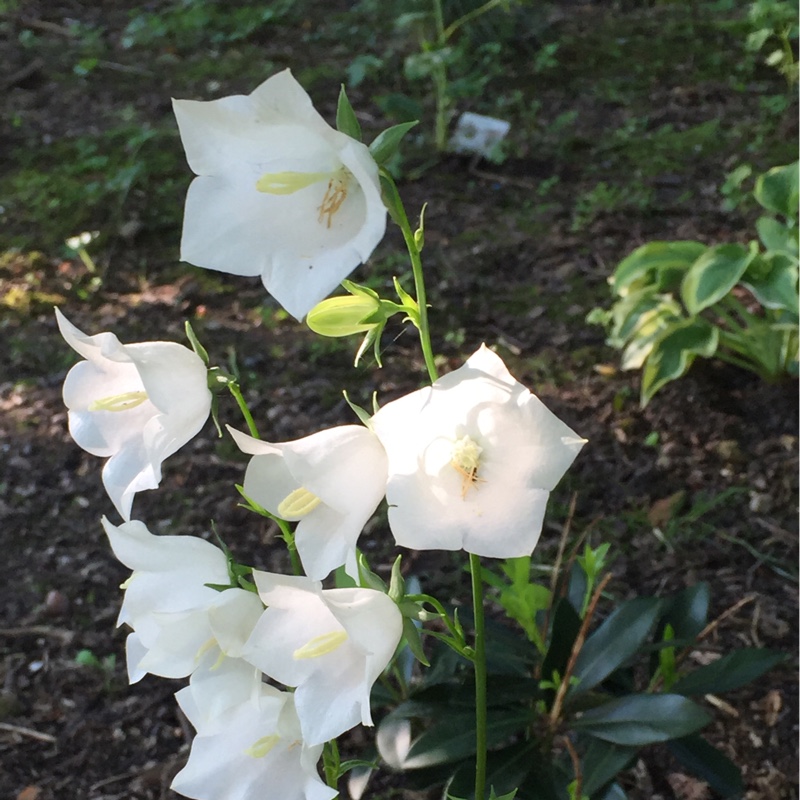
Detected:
left=442, top=0, right=506, bottom=41
left=469, top=553, right=488, bottom=800
left=227, top=381, right=260, bottom=439
left=382, top=170, right=439, bottom=382
left=322, top=739, right=340, bottom=789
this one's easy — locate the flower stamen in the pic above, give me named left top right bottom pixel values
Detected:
left=450, top=435, right=484, bottom=499
left=318, top=175, right=349, bottom=228
left=293, top=629, right=348, bottom=660
left=88, top=391, right=148, bottom=412
left=245, top=734, right=281, bottom=758
left=277, top=487, right=322, bottom=519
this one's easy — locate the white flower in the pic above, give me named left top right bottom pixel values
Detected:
left=173, top=678, right=335, bottom=800
left=56, top=309, right=212, bottom=521
left=243, top=572, right=403, bottom=746
left=229, top=425, right=388, bottom=581
left=172, top=69, right=387, bottom=320
left=371, top=345, right=586, bottom=558
left=102, top=517, right=264, bottom=682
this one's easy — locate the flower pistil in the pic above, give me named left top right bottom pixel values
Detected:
left=88, top=390, right=148, bottom=412
left=450, top=434, right=484, bottom=499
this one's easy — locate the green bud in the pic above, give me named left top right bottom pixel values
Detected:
left=306, top=294, right=381, bottom=337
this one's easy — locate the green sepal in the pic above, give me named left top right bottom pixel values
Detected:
left=394, top=275, right=421, bottom=327
left=185, top=320, right=209, bottom=366
left=388, top=555, right=405, bottom=602
left=402, top=615, right=430, bottom=666
left=336, top=84, right=362, bottom=141
left=414, top=202, right=428, bottom=251
left=357, top=550, right=387, bottom=592
left=369, top=120, right=418, bottom=164
left=342, top=389, right=374, bottom=428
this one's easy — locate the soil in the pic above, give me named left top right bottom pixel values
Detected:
left=0, top=2, right=797, bottom=800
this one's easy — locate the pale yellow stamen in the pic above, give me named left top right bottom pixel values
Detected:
left=277, top=487, right=322, bottom=519
left=119, top=576, right=134, bottom=590
left=317, top=175, right=349, bottom=228
left=293, top=630, right=348, bottom=660
left=450, top=435, right=484, bottom=499
left=88, top=391, right=148, bottom=412
left=245, top=734, right=281, bottom=759
left=255, top=171, right=333, bottom=195
left=194, top=637, right=217, bottom=663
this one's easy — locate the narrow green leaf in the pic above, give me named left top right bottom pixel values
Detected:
left=541, top=598, right=582, bottom=699
left=580, top=738, right=638, bottom=796
left=569, top=598, right=662, bottom=696
left=667, top=735, right=744, bottom=798
left=402, top=709, right=534, bottom=768
left=659, top=583, right=709, bottom=641
left=336, top=84, right=362, bottom=141
left=612, top=241, right=707, bottom=295
left=680, top=243, right=756, bottom=315
left=672, top=648, right=785, bottom=696
left=370, top=120, right=419, bottom=164
left=572, top=694, right=712, bottom=745
left=640, top=318, right=719, bottom=406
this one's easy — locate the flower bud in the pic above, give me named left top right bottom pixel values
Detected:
left=306, top=294, right=381, bottom=337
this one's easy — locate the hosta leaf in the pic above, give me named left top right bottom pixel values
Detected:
left=681, top=243, right=756, bottom=315
left=612, top=241, right=707, bottom=295
left=754, top=161, right=799, bottom=219
left=640, top=317, right=719, bottom=406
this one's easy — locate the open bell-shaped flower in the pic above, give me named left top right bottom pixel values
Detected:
left=172, top=69, right=387, bottom=320
left=243, top=572, right=403, bottom=746
left=371, top=345, right=586, bottom=558
left=56, top=309, right=212, bottom=521
left=173, top=675, right=335, bottom=800
left=229, top=425, right=388, bottom=580
left=103, top=517, right=264, bottom=682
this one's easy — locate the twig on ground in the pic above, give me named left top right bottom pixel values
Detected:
left=0, top=721, right=57, bottom=743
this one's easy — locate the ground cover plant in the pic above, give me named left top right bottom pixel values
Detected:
left=0, top=1, right=797, bottom=799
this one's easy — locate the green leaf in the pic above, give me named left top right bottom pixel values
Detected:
left=659, top=583, right=709, bottom=641
left=571, top=694, right=712, bottom=745
left=611, top=241, right=707, bottom=295
left=756, top=215, right=797, bottom=254
left=402, top=710, right=535, bottom=768
left=569, top=597, right=662, bottom=696
left=580, top=738, right=638, bottom=796
left=680, top=243, right=757, bottom=314
left=336, top=84, right=361, bottom=141
left=742, top=252, right=799, bottom=314
left=370, top=121, right=418, bottom=165
left=541, top=598, right=582, bottom=699
left=640, top=317, right=719, bottom=406
left=667, top=735, right=744, bottom=798
left=754, top=161, right=799, bottom=219
left=672, top=648, right=785, bottom=696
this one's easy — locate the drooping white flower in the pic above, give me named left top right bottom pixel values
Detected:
left=56, top=309, right=212, bottom=521
left=229, top=425, right=388, bottom=581
left=102, top=517, right=264, bottom=682
left=173, top=676, right=335, bottom=800
left=371, top=345, right=586, bottom=558
left=172, top=69, right=387, bottom=320
left=243, top=572, right=403, bottom=746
